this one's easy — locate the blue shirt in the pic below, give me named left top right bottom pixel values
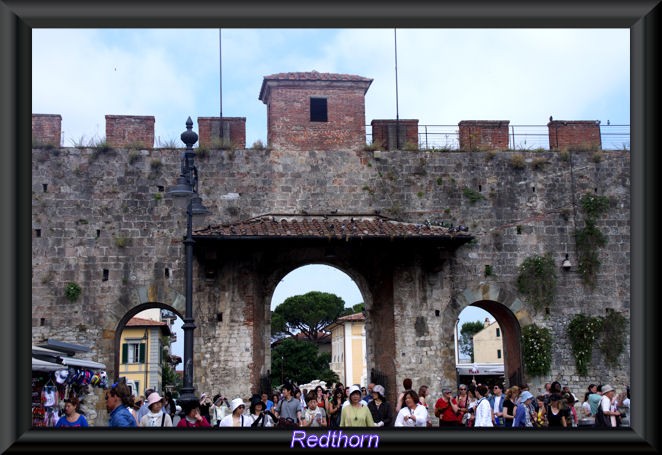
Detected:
left=109, top=405, right=137, bottom=427
left=55, top=414, right=89, bottom=427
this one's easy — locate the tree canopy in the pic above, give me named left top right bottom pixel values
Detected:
left=459, top=320, right=485, bottom=362
left=270, top=338, right=339, bottom=386
left=271, top=291, right=345, bottom=342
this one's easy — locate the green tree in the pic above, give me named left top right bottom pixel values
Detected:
left=271, top=291, right=345, bottom=342
left=459, top=321, right=485, bottom=362
left=160, top=338, right=182, bottom=394
left=340, top=302, right=365, bottom=316
left=271, top=338, right=339, bottom=386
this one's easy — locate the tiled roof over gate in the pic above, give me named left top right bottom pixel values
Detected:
left=193, top=214, right=471, bottom=240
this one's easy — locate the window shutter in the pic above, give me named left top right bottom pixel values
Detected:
left=139, top=343, right=146, bottom=363
left=122, top=343, right=128, bottom=364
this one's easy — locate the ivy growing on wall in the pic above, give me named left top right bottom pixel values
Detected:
left=521, top=324, right=553, bottom=377
left=567, top=314, right=603, bottom=376
left=567, top=311, right=628, bottom=375
left=599, top=311, right=628, bottom=366
left=516, top=253, right=557, bottom=311
left=575, top=193, right=610, bottom=288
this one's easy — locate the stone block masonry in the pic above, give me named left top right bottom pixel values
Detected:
left=105, top=115, right=155, bottom=148
left=31, top=142, right=630, bottom=427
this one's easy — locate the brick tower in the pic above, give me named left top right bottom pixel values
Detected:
left=258, top=71, right=373, bottom=151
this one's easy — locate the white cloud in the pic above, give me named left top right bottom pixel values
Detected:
left=32, top=28, right=628, bottom=147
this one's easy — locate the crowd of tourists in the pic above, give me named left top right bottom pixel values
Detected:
left=56, top=378, right=630, bottom=429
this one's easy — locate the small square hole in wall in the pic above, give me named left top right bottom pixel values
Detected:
left=40, top=318, right=46, bottom=326
left=42, top=184, right=48, bottom=192
left=478, top=185, right=482, bottom=192
left=532, top=186, right=536, bottom=192
left=96, top=229, right=101, bottom=238
left=102, top=269, right=109, bottom=281
left=165, top=268, right=170, bottom=278
left=435, top=310, right=440, bottom=317
left=216, top=312, right=223, bottom=322
left=157, top=185, right=165, bottom=192
left=545, top=307, right=550, bottom=315
left=35, top=229, right=41, bottom=238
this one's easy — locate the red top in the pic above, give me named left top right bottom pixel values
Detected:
left=434, top=397, right=461, bottom=423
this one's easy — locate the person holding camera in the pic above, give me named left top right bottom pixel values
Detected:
left=198, top=393, right=212, bottom=422
left=210, top=394, right=231, bottom=427
left=248, top=400, right=276, bottom=427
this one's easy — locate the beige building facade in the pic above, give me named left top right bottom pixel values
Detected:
left=118, top=315, right=171, bottom=397
left=324, top=313, right=367, bottom=387
left=473, top=318, right=504, bottom=364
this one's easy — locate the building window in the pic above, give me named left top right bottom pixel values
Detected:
left=496, top=328, right=501, bottom=337
left=122, top=342, right=145, bottom=364
left=310, top=98, right=328, bottom=122
left=497, top=349, right=502, bottom=359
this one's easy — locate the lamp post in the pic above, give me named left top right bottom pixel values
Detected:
left=168, top=117, right=210, bottom=402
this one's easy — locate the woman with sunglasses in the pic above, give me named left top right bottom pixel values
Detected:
left=105, top=381, right=137, bottom=427
left=219, top=398, right=251, bottom=427
left=434, top=387, right=461, bottom=427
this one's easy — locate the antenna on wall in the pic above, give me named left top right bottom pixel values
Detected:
left=219, top=28, right=223, bottom=142
left=394, top=28, right=400, bottom=148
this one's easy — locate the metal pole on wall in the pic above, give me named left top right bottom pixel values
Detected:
left=167, top=117, right=209, bottom=402
left=219, top=28, right=224, bottom=142
left=394, top=28, right=400, bottom=149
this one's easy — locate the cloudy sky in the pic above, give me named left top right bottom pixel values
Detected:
left=32, top=28, right=629, bottom=148
left=32, top=28, right=629, bottom=359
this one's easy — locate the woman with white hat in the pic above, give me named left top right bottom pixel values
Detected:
left=139, top=392, right=173, bottom=427
left=220, top=398, right=251, bottom=427
left=340, top=385, right=375, bottom=427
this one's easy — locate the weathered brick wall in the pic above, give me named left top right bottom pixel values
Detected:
left=31, top=145, right=630, bottom=425
left=548, top=120, right=602, bottom=150
left=265, top=85, right=367, bottom=151
left=197, top=117, right=247, bottom=149
left=32, top=114, right=62, bottom=146
left=370, top=119, right=419, bottom=149
left=459, top=120, right=510, bottom=151
left=105, top=115, right=155, bottom=148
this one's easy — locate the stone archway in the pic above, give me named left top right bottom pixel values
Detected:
left=112, top=301, right=183, bottom=382
left=455, top=283, right=532, bottom=387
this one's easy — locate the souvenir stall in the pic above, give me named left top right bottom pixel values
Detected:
left=31, top=341, right=107, bottom=428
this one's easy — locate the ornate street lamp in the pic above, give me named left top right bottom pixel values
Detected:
left=168, top=117, right=209, bottom=401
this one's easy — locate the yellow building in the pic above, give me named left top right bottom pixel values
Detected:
left=324, top=312, right=366, bottom=387
left=119, top=316, right=171, bottom=397
left=473, top=318, right=504, bottom=363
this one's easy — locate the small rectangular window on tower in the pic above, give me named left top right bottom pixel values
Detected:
left=310, top=97, right=328, bottom=122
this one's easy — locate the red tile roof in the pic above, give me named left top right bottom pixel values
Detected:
left=126, top=317, right=168, bottom=327
left=259, top=71, right=373, bottom=101
left=263, top=71, right=373, bottom=83
left=336, top=312, right=366, bottom=323
left=193, top=214, right=471, bottom=241
left=126, top=317, right=172, bottom=335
